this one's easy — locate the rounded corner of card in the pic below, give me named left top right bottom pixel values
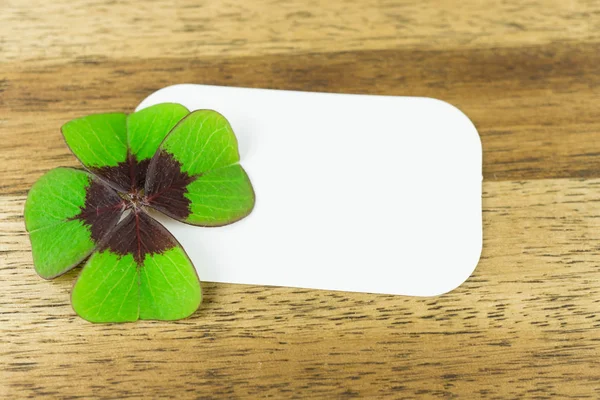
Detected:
left=428, top=236, right=483, bottom=297
left=136, top=83, right=193, bottom=111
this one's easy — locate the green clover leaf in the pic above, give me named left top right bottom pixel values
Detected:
left=24, top=103, right=255, bottom=323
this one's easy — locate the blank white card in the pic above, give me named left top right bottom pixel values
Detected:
left=137, top=84, right=482, bottom=296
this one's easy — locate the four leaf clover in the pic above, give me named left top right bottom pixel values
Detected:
left=24, top=103, right=255, bottom=322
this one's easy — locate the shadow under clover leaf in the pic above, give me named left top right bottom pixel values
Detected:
left=24, top=103, right=255, bottom=323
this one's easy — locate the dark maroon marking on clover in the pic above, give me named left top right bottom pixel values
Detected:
left=72, top=152, right=198, bottom=255
left=74, top=179, right=125, bottom=242
left=144, top=150, right=196, bottom=221
left=100, top=210, right=176, bottom=263
left=91, top=154, right=151, bottom=194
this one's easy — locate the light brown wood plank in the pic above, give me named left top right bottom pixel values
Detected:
left=2, top=0, right=599, bottom=63
left=2, top=41, right=600, bottom=196
left=2, top=177, right=600, bottom=398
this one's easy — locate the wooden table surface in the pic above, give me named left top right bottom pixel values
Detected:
left=2, top=1, right=600, bottom=398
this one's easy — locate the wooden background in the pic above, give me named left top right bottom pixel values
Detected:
left=2, top=0, right=600, bottom=398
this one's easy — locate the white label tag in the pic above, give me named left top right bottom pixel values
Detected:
left=137, top=84, right=482, bottom=296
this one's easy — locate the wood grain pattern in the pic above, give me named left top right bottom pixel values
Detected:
left=2, top=1, right=600, bottom=398
left=3, top=0, right=599, bottom=62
